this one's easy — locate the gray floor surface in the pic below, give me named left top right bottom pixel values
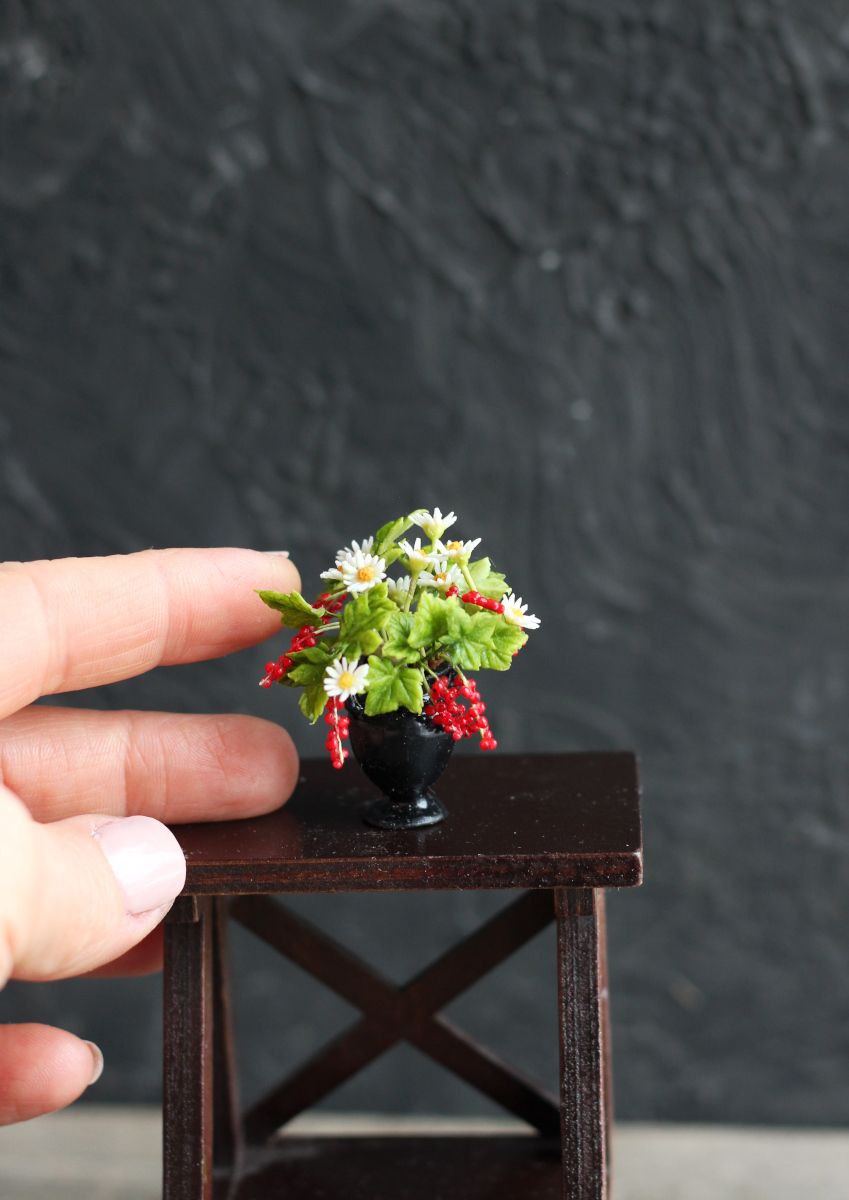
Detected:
left=1, top=1107, right=847, bottom=1199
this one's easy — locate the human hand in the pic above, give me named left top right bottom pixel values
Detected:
left=0, top=547, right=300, bottom=1124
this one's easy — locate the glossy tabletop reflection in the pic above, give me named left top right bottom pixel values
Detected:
left=173, top=752, right=642, bottom=894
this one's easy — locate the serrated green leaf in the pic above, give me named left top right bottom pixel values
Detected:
left=409, top=591, right=451, bottom=649
left=438, top=605, right=497, bottom=670
left=289, top=644, right=337, bottom=665
left=339, top=629, right=381, bottom=659
left=285, top=644, right=336, bottom=722
left=364, top=656, right=424, bottom=715
left=287, top=642, right=336, bottom=687
left=299, top=683, right=329, bottom=723
left=338, top=584, right=396, bottom=657
left=258, top=590, right=326, bottom=629
left=477, top=618, right=527, bottom=669
left=381, top=611, right=420, bottom=661
left=467, top=558, right=509, bottom=601
left=373, top=515, right=413, bottom=557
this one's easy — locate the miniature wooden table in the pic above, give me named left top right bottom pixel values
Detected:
left=162, top=752, right=643, bottom=1200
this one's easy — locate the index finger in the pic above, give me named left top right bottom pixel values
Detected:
left=0, top=548, right=299, bottom=719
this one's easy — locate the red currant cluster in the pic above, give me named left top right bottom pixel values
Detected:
left=259, top=655, right=290, bottom=688
left=315, top=591, right=346, bottom=617
left=424, top=675, right=497, bottom=750
left=324, top=696, right=350, bottom=768
left=259, top=591, right=347, bottom=688
left=461, top=589, right=504, bottom=614
left=259, top=625, right=311, bottom=688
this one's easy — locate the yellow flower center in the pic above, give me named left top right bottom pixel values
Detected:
left=357, top=565, right=376, bottom=582
left=436, top=572, right=447, bottom=583
left=338, top=671, right=355, bottom=690
left=447, top=541, right=462, bottom=553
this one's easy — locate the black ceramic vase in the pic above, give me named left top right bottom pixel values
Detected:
left=345, top=696, right=454, bottom=830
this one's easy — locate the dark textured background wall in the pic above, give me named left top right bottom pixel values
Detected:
left=1, top=0, right=848, bottom=1125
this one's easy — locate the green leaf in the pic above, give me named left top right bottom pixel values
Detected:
left=338, top=584, right=396, bottom=657
left=287, top=643, right=336, bottom=687
left=286, top=644, right=336, bottom=723
left=340, top=629, right=381, bottom=658
left=467, top=558, right=509, bottom=601
left=438, top=605, right=497, bottom=670
left=409, top=591, right=451, bottom=649
left=373, top=515, right=413, bottom=557
left=258, top=590, right=325, bottom=629
left=381, top=546, right=405, bottom=567
left=299, top=684, right=329, bottom=723
left=477, top=618, right=527, bottom=669
left=364, top=657, right=424, bottom=716
left=381, top=611, right=420, bottom=662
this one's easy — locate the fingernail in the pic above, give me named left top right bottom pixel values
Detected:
left=94, top=816, right=186, bottom=916
left=265, top=550, right=290, bottom=558
left=85, top=1041, right=104, bottom=1086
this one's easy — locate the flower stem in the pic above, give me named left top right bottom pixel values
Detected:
left=460, top=563, right=476, bottom=592
left=403, top=569, right=421, bottom=612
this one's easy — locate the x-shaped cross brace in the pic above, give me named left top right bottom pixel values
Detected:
left=230, top=890, right=560, bottom=1144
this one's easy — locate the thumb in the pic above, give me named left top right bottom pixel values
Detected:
left=0, top=786, right=186, bottom=983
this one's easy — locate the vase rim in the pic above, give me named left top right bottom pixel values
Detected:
left=345, top=693, right=450, bottom=736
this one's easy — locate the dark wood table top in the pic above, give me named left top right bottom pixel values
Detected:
left=172, top=752, right=642, bottom=894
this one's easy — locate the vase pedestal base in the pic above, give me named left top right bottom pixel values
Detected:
left=363, top=790, right=446, bottom=830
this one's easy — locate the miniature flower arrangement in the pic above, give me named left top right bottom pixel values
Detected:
left=257, top=508, right=540, bottom=828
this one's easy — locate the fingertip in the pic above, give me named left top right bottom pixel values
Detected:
left=204, top=714, right=300, bottom=820
left=150, top=546, right=303, bottom=662
left=262, top=550, right=301, bottom=596
left=0, top=1025, right=103, bottom=1124
left=253, top=717, right=301, bottom=812
left=83, top=1040, right=104, bottom=1084
left=94, top=815, right=187, bottom=916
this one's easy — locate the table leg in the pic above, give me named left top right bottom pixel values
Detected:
left=556, top=888, right=608, bottom=1200
left=597, top=891, right=613, bottom=1197
left=163, top=896, right=214, bottom=1200
left=212, top=898, right=243, bottom=1195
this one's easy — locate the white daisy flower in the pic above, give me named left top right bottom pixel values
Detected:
left=399, top=537, right=436, bottom=571
left=323, top=656, right=369, bottom=701
left=319, top=536, right=375, bottom=583
left=410, top=507, right=457, bottom=541
left=386, top=574, right=414, bottom=602
left=434, top=536, right=482, bottom=563
left=501, top=593, right=541, bottom=630
left=419, top=560, right=465, bottom=593
left=342, top=536, right=374, bottom=557
left=337, top=549, right=387, bottom=593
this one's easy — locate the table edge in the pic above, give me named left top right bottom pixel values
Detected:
left=182, top=848, right=643, bottom=893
